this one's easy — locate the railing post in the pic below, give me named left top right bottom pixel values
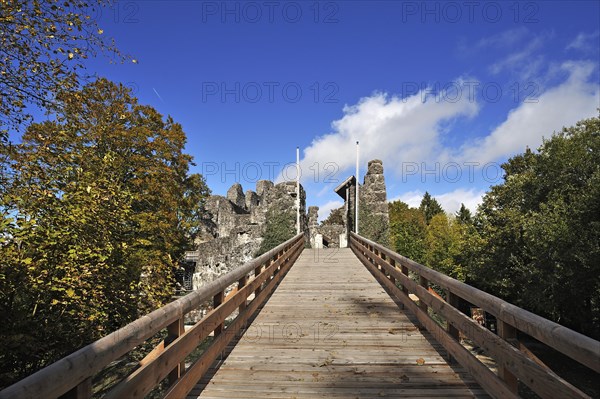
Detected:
left=167, top=317, right=185, bottom=383
left=254, top=263, right=263, bottom=297
left=274, top=250, right=282, bottom=274
left=238, top=275, right=249, bottom=314
left=383, top=254, right=394, bottom=283
left=59, top=378, right=91, bottom=399
left=373, top=248, right=380, bottom=270
left=389, top=258, right=402, bottom=308
left=213, top=291, right=224, bottom=336
left=498, top=320, right=519, bottom=393
left=419, top=276, right=429, bottom=315
left=401, top=264, right=409, bottom=296
left=447, top=291, right=460, bottom=363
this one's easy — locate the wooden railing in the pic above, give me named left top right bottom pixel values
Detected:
left=0, top=233, right=304, bottom=399
left=350, top=232, right=599, bottom=399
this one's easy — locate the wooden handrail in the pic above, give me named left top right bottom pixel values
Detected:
left=350, top=232, right=599, bottom=399
left=0, top=233, right=304, bottom=399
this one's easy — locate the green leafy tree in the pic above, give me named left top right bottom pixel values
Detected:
left=0, top=0, right=130, bottom=139
left=471, top=113, right=600, bottom=337
left=321, top=207, right=344, bottom=226
left=424, top=213, right=467, bottom=281
left=419, top=192, right=444, bottom=224
left=0, top=79, right=209, bottom=385
left=456, top=203, right=472, bottom=224
left=358, top=204, right=389, bottom=247
left=256, top=209, right=295, bottom=256
left=388, top=200, right=426, bottom=263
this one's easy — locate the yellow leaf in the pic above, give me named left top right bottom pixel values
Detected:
left=66, top=288, right=75, bottom=298
left=68, top=53, right=74, bottom=59
left=98, top=28, right=104, bottom=34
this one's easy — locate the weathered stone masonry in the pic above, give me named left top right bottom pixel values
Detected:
left=183, top=180, right=306, bottom=291
left=182, top=159, right=389, bottom=294
left=308, top=159, right=389, bottom=248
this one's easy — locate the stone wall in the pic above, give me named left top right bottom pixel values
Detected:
left=184, top=180, right=306, bottom=291
left=319, top=224, right=345, bottom=247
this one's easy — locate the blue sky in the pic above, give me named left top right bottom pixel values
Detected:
left=53, top=1, right=600, bottom=219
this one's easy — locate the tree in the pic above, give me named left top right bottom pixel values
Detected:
left=456, top=203, right=472, bottom=224
left=358, top=204, right=390, bottom=247
left=0, top=0, right=129, bottom=139
left=388, top=200, right=426, bottom=263
left=419, top=192, right=444, bottom=224
left=255, top=209, right=295, bottom=256
left=0, top=78, right=209, bottom=385
left=424, top=213, right=467, bottom=281
left=471, top=113, right=600, bottom=337
left=321, top=207, right=344, bottom=226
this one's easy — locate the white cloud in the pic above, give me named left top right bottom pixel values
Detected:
left=474, top=27, right=529, bottom=49
left=436, top=188, right=486, bottom=214
left=389, top=190, right=423, bottom=208
left=458, top=28, right=529, bottom=55
left=297, top=58, right=597, bottom=220
left=296, top=61, right=598, bottom=184
left=567, top=31, right=600, bottom=52
left=488, top=33, right=548, bottom=79
left=296, top=83, right=479, bottom=182
left=315, top=200, right=344, bottom=223
left=458, top=61, right=600, bottom=165
left=459, top=28, right=551, bottom=80
left=390, top=188, right=485, bottom=215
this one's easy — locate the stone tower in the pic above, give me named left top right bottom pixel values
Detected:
left=329, top=159, right=389, bottom=247
left=359, top=159, right=389, bottom=246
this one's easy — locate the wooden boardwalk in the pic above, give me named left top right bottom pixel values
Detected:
left=189, top=248, right=488, bottom=398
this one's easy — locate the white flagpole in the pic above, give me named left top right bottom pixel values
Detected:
left=296, top=146, right=300, bottom=235
left=355, top=141, right=359, bottom=234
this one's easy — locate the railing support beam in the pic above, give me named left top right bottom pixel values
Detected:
left=447, top=291, right=460, bottom=364
left=166, top=317, right=185, bottom=383
left=419, top=276, right=429, bottom=314
left=59, top=378, right=91, bottom=399
left=213, top=291, right=225, bottom=336
left=498, top=320, right=519, bottom=394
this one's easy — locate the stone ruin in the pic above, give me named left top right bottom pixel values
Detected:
left=181, top=180, right=306, bottom=292
left=308, top=159, right=390, bottom=248
left=181, top=159, right=389, bottom=296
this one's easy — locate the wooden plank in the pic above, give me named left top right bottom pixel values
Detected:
left=350, top=233, right=600, bottom=374
left=58, top=378, right=91, bottom=399
left=167, top=242, right=303, bottom=398
left=104, top=240, right=303, bottom=399
left=419, top=276, right=429, bottom=314
left=447, top=291, right=460, bottom=364
left=138, top=341, right=165, bottom=368
left=0, top=234, right=304, bottom=399
left=213, top=292, right=225, bottom=336
left=192, top=248, right=491, bottom=398
left=353, top=237, right=593, bottom=399
left=167, top=317, right=185, bottom=383
left=238, top=275, right=249, bottom=314
left=497, top=320, right=518, bottom=393
left=351, top=244, right=516, bottom=399
left=388, top=256, right=396, bottom=285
